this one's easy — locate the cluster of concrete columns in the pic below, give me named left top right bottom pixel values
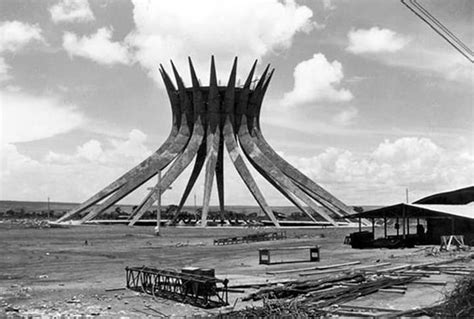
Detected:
left=57, top=57, right=355, bottom=227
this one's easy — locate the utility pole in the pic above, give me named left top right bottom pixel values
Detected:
left=194, top=193, right=197, bottom=212
left=47, top=197, right=50, bottom=219
left=405, top=188, right=409, bottom=203
left=155, top=171, right=162, bottom=236
left=147, top=171, right=172, bottom=236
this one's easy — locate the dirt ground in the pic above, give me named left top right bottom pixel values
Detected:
left=0, top=222, right=471, bottom=318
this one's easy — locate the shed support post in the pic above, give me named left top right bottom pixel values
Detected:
left=396, top=217, right=399, bottom=237
left=358, top=217, right=361, bottom=232
left=384, top=216, right=387, bottom=238
left=371, top=218, right=375, bottom=236
left=402, top=206, right=406, bottom=239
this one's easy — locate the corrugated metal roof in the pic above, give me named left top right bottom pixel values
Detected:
left=350, top=202, right=474, bottom=220
left=414, top=186, right=474, bottom=205
left=411, top=203, right=474, bottom=219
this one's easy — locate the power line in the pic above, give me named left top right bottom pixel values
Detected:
left=411, top=0, right=473, bottom=55
left=401, top=0, right=473, bottom=63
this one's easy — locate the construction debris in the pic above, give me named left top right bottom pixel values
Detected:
left=213, top=231, right=287, bottom=245
left=222, top=256, right=473, bottom=317
left=4, top=219, right=51, bottom=229
left=266, top=260, right=361, bottom=275
left=223, top=273, right=422, bottom=318
left=242, top=273, right=418, bottom=302
left=388, top=274, right=474, bottom=318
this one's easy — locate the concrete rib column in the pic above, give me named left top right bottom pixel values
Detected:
left=222, top=58, right=280, bottom=227
left=236, top=69, right=335, bottom=225
left=169, top=58, right=209, bottom=225
left=80, top=65, right=192, bottom=223
left=200, top=57, right=221, bottom=227
left=57, top=67, right=183, bottom=223
left=127, top=61, right=206, bottom=226
left=215, top=126, right=225, bottom=220
left=61, top=57, right=353, bottom=227
left=251, top=72, right=355, bottom=219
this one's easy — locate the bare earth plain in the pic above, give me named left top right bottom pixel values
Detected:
left=0, top=222, right=471, bottom=318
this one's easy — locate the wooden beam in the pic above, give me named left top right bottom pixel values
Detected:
left=267, top=261, right=361, bottom=275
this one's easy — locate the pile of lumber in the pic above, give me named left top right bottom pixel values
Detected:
left=302, top=275, right=420, bottom=308
left=424, top=264, right=474, bottom=276
left=242, top=273, right=365, bottom=301
left=221, top=254, right=474, bottom=318
left=387, top=274, right=474, bottom=318
left=222, top=273, right=420, bottom=318
left=243, top=273, right=420, bottom=304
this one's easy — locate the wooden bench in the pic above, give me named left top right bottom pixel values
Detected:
left=258, top=245, right=320, bottom=265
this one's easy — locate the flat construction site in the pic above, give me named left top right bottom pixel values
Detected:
left=1, top=222, right=472, bottom=317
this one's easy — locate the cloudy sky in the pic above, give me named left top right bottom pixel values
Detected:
left=1, top=0, right=472, bottom=207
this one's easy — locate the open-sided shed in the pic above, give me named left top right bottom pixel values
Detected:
left=351, top=203, right=473, bottom=246
left=347, top=187, right=474, bottom=248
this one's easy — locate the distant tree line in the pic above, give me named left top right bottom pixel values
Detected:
left=0, top=205, right=267, bottom=221
left=1, top=205, right=333, bottom=222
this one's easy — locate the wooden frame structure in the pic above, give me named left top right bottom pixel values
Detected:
left=57, top=57, right=355, bottom=227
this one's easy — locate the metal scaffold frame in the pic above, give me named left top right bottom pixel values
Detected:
left=126, top=266, right=229, bottom=309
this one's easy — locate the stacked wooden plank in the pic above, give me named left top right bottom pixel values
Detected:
left=242, top=273, right=419, bottom=302
left=223, top=273, right=421, bottom=318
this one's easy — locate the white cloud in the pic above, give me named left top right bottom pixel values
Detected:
left=126, top=0, right=315, bottom=85
left=46, top=139, right=104, bottom=164
left=281, top=53, right=353, bottom=106
left=0, top=21, right=44, bottom=82
left=49, top=0, right=95, bottom=24
left=2, top=131, right=472, bottom=206
left=372, top=137, right=440, bottom=164
left=45, top=129, right=149, bottom=166
left=76, top=140, right=103, bottom=162
left=333, top=106, right=358, bottom=126
left=62, top=27, right=131, bottom=65
left=0, top=143, right=41, bottom=193
left=1, top=129, right=153, bottom=202
left=0, top=57, right=10, bottom=82
left=0, top=89, right=84, bottom=143
left=347, top=27, right=410, bottom=54
left=0, top=21, right=44, bottom=53
left=345, top=28, right=471, bottom=83
left=284, top=137, right=474, bottom=204
left=322, top=0, right=336, bottom=11
left=387, top=47, right=473, bottom=84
